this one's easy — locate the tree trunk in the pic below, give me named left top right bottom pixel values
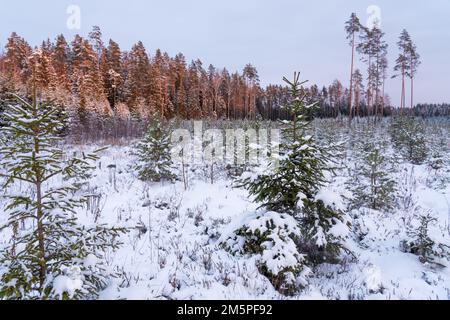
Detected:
left=182, top=150, right=187, bottom=191
left=401, top=64, right=406, bottom=114
left=36, top=180, right=47, bottom=288
left=348, top=32, right=355, bottom=127
left=375, top=52, right=380, bottom=123
left=31, top=74, right=47, bottom=289
left=410, top=55, right=414, bottom=110
left=356, top=92, right=360, bottom=120
left=160, top=87, right=164, bottom=119
left=368, top=55, right=372, bottom=118
left=381, top=76, right=385, bottom=118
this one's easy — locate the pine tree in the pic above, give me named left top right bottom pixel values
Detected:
left=357, top=22, right=388, bottom=121
left=207, top=64, right=221, bottom=119
left=371, top=26, right=388, bottom=121
left=345, top=13, right=361, bottom=126
left=352, top=69, right=365, bottom=118
left=125, top=41, right=151, bottom=114
left=150, top=49, right=168, bottom=119
left=220, top=68, right=232, bottom=119
left=88, top=26, right=104, bottom=67
left=243, top=64, right=260, bottom=120
left=357, top=26, right=376, bottom=116
left=0, top=91, right=126, bottom=300
left=406, top=35, right=421, bottom=109
left=70, top=36, right=109, bottom=118
left=101, top=39, right=123, bottom=110
left=0, top=96, right=6, bottom=128
left=132, top=118, right=176, bottom=182
left=393, top=30, right=412, bottom=112
left=187, top=59, right=203, bottom=118
left=4, top=32, right=32, bottom=87
left=29, top=48, right=57, bottom=94
left=379, top=56, right=389, bottom=117
left=52, top=34, right=70, bottom=91
left=168, top=53, right=188, bottom=118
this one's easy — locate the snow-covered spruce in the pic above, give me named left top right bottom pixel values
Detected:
left=220, top=211, right=311, bottom=296
left=390, top=116, right=428, bottom=165
left=426, top=134, right=450, bottom=189
left=0, top=116, right=447, bottom=299
left=131, top=118, right=176, bottom=183
left=346, top=140, right=398, bottom=211
left=232, top=73, right=351, bottom=294
left=402, top=212, right=450, bottom=266
left=0, top=93, right=126, bottom=300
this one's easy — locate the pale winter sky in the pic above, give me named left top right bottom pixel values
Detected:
left=0, top=0, right=449, bottom=105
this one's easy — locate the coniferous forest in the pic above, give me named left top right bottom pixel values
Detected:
left=0, top=2, right=449, bottom=303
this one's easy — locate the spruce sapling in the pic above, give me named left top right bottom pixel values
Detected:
left=132, top=118, right=176, bottom=183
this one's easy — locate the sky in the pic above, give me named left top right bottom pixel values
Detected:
left=0, top=0, right=449, bottom=105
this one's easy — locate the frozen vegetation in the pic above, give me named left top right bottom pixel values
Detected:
left=1, top=114, right=448, bottom=300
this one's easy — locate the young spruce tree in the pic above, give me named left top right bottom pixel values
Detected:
left=243, top=73, right=330, bottom=213
left=403, top=212, right=450, bottom=264
left=0, top=90, right=125, bottom=300
left=133, top=118, right=176, bottom=182
left=347, top=141, right=397, bottom=211
left=390, top=116, right=428, bottom=165
left=226, top=73, right=350, bottom=294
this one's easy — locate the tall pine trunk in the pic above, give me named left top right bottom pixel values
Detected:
left=401, top=63, right=406, bottom=114
left=348, top=32, right=355, bottom=127
left=367, top=55, right=372, bottom=119
left=381, top=75, right=385, bottom=118
left=410, top=54, right=414, bottom=110
left=375, top=53, right=380, bottom=123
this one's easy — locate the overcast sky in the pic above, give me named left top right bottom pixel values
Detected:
left=1, top=0, right=449, bottom=105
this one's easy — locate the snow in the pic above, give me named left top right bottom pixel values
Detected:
left=316, top=188, right=345, bottom=211
left=52, top=266, right=84, bottom=299
left=1, top=119, right=449, bottom=300
left=84, top=254, right=98, bottom=268
left=363, top=264, right=382, bottom=292
left=313, top=225, right=327, bottom=247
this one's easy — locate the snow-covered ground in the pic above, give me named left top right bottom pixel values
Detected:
left=1, top=119, right=449, bottom=300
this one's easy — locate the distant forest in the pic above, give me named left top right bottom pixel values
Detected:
left=0, top=25, right=449, bottom=127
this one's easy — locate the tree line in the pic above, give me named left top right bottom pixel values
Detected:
left=0, top=28, right=261, bottom=122
left=0, top=22, right=447, bottom=125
